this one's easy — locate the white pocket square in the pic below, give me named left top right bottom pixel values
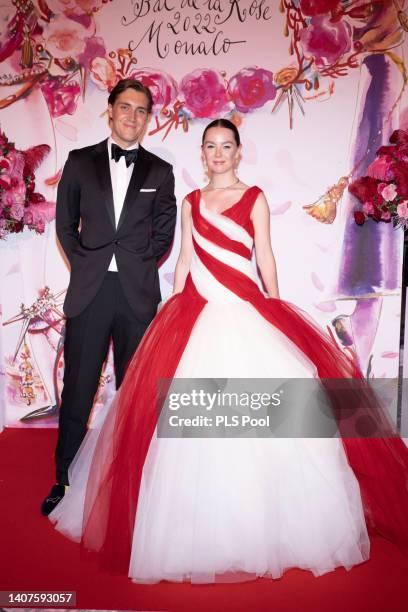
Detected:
left=140, top=188, right=156, bottom=192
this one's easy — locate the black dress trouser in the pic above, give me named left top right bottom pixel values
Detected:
left=55, top=272, right=150, bottom=485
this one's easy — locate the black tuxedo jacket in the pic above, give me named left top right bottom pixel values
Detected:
left=56, top=139, right=177, bottom=321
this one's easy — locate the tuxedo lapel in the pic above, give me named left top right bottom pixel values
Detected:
left=92, top=139, right=115, bottom=230
left=117, top=146, right=152, bottom=232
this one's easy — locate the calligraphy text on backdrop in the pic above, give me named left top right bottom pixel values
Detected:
left=123, top=0, right=273, bottom=58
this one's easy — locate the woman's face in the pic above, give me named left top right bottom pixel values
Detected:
left=202, top=127, right=241, bottom=175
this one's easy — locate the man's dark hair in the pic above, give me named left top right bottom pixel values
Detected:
left=108, top=79, right=153, bottom=114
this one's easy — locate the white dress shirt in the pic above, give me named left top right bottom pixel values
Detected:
left=108, top=137, right=139, bottom=272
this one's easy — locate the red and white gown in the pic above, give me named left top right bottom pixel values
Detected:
left=50, top=186, right=408, bottom=583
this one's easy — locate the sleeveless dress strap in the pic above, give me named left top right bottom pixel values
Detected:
left=185, top=190, right=200, bottom=207
left=222, top=185, right=263, bottom=238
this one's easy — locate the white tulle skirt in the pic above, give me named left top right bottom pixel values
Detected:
left=50, top=300, right=370, bottom=583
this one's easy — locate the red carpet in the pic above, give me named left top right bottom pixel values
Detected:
left=0, top=428, right=407, bottom=612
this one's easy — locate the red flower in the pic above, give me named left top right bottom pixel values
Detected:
left=389, top=129, right=408, bottom=146
left=354, top=211, right=366, bottom=225
left=228, top=66, right=277, bottom=113
left=180, top=69, right=230, bottom=119
left=388, top=161, right=408, bottom=198
left=349, top=175, right=380, bottom=203
left=300, top=0, right=340, bottom=16
left=299, top=15, right=351, bottom=67
left=377, top=145, right=396, bottom=156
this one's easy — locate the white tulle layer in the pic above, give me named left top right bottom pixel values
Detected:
left=50, top=300, right=370, bottom=583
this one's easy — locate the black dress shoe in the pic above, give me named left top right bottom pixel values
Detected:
left=41, top=484, right=66, bottom=516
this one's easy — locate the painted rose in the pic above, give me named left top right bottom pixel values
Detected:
left=299, top=15, right=352, bottom=67
left=42, top=15, right=89, bottom=59
left=89, top=56, right=117, bottom=91
left=228, top=66, right=277, bottom=113
left=0, top=218, right=7, bottom=229
left=180, top=69, right=230, bottom=119
left=41, top=76, right=81, bottom=117
left=300, top=0, right=340, bottom=16
left=397, top=201, right=408, bottom=218
left=379, top=182, right=397, bottom=201
left=381, top=209, right=391, bottom=221
left=129, top=68, right=178, bottom=113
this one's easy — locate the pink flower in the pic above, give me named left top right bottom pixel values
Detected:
left=397, top=201, right=408, bottom=219
left=380, top=182, right=397, bottom=201
left=180, top=69, right=230, bottom=118
left=3, top=180, right=26, bottom=208
left=129, top=68, right=178, bottom=113
left=89, top=57, right=117, bottom=91
left=381, top=209, right=391, bottom=221
left=9, top=202, right=24, bottom=220
left=0, top=217, right=7, bottom=229
left=42, top=15, right=89, bottom=59
left=299, top=15, right=352, bottom=67
left=300, top=0, right=340, bottom=16
left=41, top=76, right=81, bottom=117
left=228, top=66, right=277, bottom=113
left=362, top=201, right=375, bottom=215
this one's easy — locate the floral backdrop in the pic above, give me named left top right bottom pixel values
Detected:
left=0, top=0, right=407, bottom=431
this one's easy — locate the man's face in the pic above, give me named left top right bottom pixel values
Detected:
left=108, top=89, right=150, bottom=148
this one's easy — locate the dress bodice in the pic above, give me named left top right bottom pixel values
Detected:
left=185, top=186, right=264, bottom=302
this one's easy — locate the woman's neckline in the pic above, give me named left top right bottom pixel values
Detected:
left=199, top=186, right=254, bottom=216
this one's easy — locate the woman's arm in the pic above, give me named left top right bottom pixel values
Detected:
left=172, top=198, right=193, bottom=294
left=251, top=192, right=280, bottom=299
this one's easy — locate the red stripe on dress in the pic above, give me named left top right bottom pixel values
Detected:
left=187, top=190, right=252, bottom=260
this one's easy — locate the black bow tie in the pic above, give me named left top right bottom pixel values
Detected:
left=111, top=143, right=138, bottom=167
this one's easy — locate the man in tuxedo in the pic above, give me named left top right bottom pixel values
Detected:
left=41, top=79, right=176, bottom=515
